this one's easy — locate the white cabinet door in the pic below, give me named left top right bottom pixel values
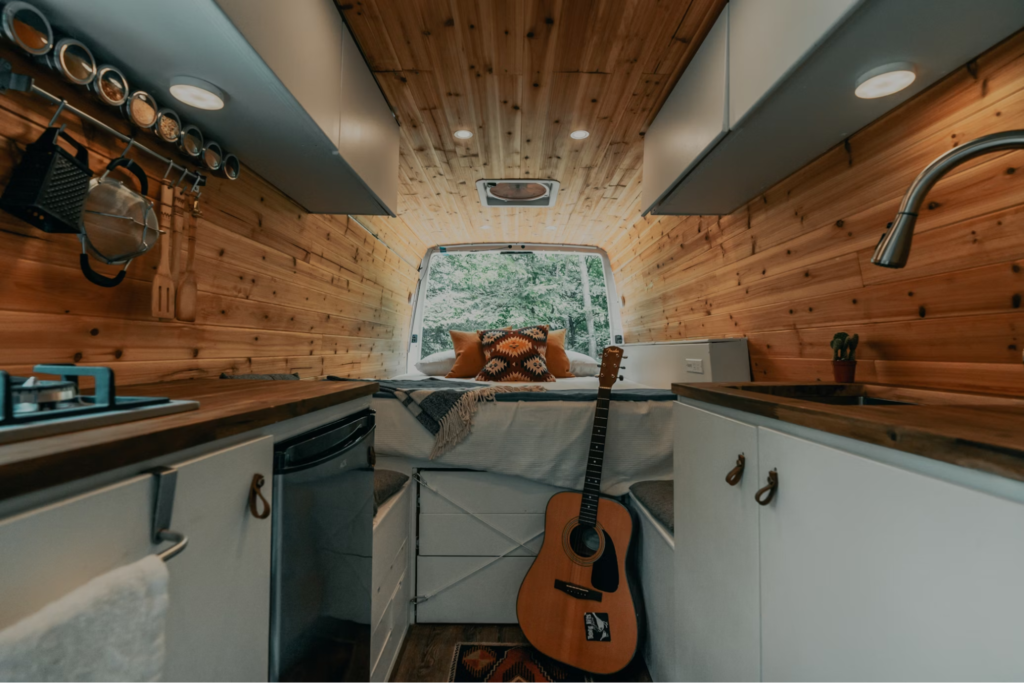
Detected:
left=642, top=5, right=729, bottom=214
left=674, top=402, right=760, bottom=681
left=758, top=428, right=1024, bottom=681
left=163, top=436, right=275, bottom=682
left=728, top=0, right=860, bottom=128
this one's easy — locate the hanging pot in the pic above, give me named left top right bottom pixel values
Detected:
left=78, top=157, right=159, bottom=287
left=0, top=126, right=93, bottom=234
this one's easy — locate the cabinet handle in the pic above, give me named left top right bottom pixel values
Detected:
left=755, top=469, right=778, bottom=506
left=725, top=454, right=746, bottom=486
left=248, top=473, right=271, bottom=519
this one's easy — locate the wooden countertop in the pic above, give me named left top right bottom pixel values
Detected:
left=672, top=382, right=1024, bottom=483
left=0, top=379, right=378, bottom=502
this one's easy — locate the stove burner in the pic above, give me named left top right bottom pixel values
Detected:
left=1, top=364, right=171, bottom=426
left=11, top=376, right=80, bottom=413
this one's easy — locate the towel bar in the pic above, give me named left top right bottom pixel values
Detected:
left=150, top=466, right=189, bottom=562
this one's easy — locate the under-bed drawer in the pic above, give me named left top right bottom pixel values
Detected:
left=416, top=556, right=533, bottom=623
left=419, top=470, right=564, bottom=515
left=370, top=570, right=409, bottom=682
left=419, top=513, right=545, bottom=556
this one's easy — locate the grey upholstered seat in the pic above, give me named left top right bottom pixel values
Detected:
left=629, top=480, right=674, bottom=533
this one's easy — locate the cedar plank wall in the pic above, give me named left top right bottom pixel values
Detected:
left=605, top=30, right=1024, bottom=396
left=0, top=47, right=426, bottom=385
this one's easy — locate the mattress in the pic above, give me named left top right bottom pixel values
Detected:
left=373, top=374, right=673, bottom=495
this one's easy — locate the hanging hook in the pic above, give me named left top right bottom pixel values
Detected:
left=46, top=99, right=67, bottom=128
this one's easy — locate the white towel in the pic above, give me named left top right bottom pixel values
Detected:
left=0, top=555, right=169, bottom=682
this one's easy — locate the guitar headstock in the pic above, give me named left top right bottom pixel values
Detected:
left=598, top=346, right=624, bottom=389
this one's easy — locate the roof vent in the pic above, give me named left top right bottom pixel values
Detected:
left=476, top=179, right=560, bottom=208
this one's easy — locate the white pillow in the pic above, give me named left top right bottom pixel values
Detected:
left=566, top=351, right=600, bottom=377
left=415, top=349, right=457, bottom=376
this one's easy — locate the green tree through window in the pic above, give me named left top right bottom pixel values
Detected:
left=420, top=252, right=610, bottom=358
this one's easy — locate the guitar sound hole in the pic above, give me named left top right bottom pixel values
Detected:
left=569, top=525, right=602, bottom=558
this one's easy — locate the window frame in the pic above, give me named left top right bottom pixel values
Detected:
left=406, top=243, right=624, bottom=373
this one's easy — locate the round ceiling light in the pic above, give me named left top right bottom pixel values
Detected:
left=169, top=76, right=225, bottom=110
left=480, top=224, right=491, bottom=230
left=855, top=63, right=916, bottom=100
left=454, top=129, right=474, bottom=140
left=570, top=130, right=590, bottom=140
left=546, top=225, right=557, bottom=230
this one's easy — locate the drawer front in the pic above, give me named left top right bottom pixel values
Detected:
left=372, top=538, right=407, bottom=630
left=416, top=556, right=534, bottom=623
left=370, top=571, right=409, bottom=682
left=419, top=471, right=563, bottom=515
left=419, top=513, right=545, bottom=557
left=372, top=483, right=411, bottom=591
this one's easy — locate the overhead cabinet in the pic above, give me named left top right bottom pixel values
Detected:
left=214, top=0, right=399, bottom=215
left=644, top=0, right=1024, bottom=216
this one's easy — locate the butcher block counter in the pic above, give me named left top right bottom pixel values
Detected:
left=672, top=381, right=1024, bottom=482
left=0, top=379, right=377, bottom=502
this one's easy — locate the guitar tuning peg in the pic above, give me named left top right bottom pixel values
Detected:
left=622, top=356, right=628, bottom=359
left=618, top=375, right=624, bottom=381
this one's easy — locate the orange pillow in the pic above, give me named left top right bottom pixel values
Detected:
left=446, top=330, right=488, bottom=378
left=547, top=329, right=574, bottom=378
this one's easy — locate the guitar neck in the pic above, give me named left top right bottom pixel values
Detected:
left=579, top=387, right=611, bottom=527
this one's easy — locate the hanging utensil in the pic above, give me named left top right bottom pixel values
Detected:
left=79, top=156, right=158, bottom=287
left=176, top=197, right=199, bottom=322
left=0, top=126, right=92, bottom=234
left=152, top=182, right=176, bottom=318
left=169, top=184, right=184, bottom=294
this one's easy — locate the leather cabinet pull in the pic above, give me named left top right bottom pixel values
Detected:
left=725, top=454, right=746, bottom=486
left=755, top=469, right=779, bottom=506
left=249, top=473, right=271, bottom=519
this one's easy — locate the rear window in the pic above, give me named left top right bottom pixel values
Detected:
left=419, top=251, right=610, bottom=358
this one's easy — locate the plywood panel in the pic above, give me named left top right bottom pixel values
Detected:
left=0, top=46, right=421, bottom=385
left=613, top=29, right=1024, bottom=397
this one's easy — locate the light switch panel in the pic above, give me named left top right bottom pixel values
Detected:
left=685, top=358, right=705, bottom=374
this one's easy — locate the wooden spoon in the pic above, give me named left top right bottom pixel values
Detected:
left=176, top=197, right=199, bottom=322
left=151, top=183, right=176, bottom=320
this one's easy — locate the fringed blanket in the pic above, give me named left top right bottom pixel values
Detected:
left=374, top=381, right=546, bottom=458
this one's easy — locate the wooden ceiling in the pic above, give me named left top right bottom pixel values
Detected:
left=337, top=0, right=725, bottom=249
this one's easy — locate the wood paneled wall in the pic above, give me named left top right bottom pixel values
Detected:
left=0, top=47, right=426, bottom=385
left=606, top=31, right=1024, bottom=396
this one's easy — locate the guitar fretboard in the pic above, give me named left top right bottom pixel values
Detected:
left=578, top=386, right=611, bottom=527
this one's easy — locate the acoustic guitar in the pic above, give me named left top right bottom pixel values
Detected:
left=516, top=345, right=641, bottom=675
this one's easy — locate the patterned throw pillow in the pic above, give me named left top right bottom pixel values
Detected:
left=475, top=325, right=557, bottom=382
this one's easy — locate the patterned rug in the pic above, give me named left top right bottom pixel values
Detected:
left=448, top=643, right=594, bottom=682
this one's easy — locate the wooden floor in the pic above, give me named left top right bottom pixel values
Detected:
left=389, top=624, right=652, bottom=682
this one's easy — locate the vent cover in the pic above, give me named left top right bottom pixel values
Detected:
left=476, top=179, right=560, bottom=208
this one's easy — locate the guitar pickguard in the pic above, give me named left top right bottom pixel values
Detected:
left=590, top=530, right=619, bottom=592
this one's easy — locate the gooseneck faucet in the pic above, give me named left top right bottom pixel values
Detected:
left=871, top=130, right=1024, bottom=268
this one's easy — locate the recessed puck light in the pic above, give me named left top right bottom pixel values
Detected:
left=855, top=63, right=916, bottom=99
left=480, top=224, right=491, bottom=230
left=546, top=225, right=557, bottom=230
left=570, top=130, right=590, bottom=140
left=454, top=129, right=474, bottom=140
left=169, top=76, right=225, bottom=110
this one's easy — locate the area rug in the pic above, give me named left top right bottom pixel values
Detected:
left=448, top=643, right=594, bottom=682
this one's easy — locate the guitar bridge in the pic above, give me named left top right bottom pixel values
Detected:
left=554, top=579, right=603, bottom=602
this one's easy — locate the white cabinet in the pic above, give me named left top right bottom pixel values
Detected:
left=164, top=436, right=275, bottom=682
left=673, top=400, right=1024, bottom=680
left=758, top=428, right=1024, bottom=681
left=0, top=437, right=275, bottom=682
left=673, top=402, right=760, bottom=682
left=728, top=0, right=859, bottom=128
left=641, top=5, right=729, bottom=213
left=621, top=338, right=750, bottom=389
